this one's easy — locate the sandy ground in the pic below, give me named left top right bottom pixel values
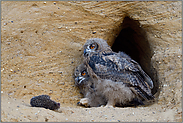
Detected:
left=1, top=93, right=180, bottom=122
left=1, top=1, right=182, bottom=122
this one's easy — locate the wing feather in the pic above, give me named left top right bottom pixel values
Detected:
left=86, top=51, right=154, bottom=100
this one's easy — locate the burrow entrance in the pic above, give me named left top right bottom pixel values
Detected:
left=111, top=16, right=159, bottom=96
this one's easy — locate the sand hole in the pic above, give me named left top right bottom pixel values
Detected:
left=111, top=16, right=159, bottom=96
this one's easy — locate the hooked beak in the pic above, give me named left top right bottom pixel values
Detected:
left=75, top=77, right=85, bottom=84
left=76, top=77, right=80, bottom=83
left=84, top=49, right=88, bottom=56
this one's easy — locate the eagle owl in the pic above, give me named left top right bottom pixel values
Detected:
left=74, top=63, right=107, bottom=107
left=83, top=38, right=154, bottom=107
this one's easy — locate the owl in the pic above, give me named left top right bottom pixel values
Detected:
left=83, top=38, right=154, bottom=107
left=74, top=63, right=107, bottom=107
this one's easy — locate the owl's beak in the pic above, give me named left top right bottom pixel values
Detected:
left=84, top=49, right=87, bottom=56
left=76, top=77, right=85, bottom=84
left=76, top=77, right=80, bottom=82
left=84, top=49, right=90, bottom=57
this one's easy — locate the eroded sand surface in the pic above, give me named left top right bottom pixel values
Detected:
left=1, top=1, right=182, bottom=122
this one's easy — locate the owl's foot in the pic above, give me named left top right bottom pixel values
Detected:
left=77, top=98, right=90, bottom=107
left=104, top=104, right=115, bottom=108
left=104, top=101, right=115, bottom=108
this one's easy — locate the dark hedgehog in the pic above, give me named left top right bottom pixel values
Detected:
left=30, top=95, right=60, bottom=110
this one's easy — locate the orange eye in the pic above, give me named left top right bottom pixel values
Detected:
left=81, top=71, right=86, bottom=76
left=90, top=45, right=95, bottom=49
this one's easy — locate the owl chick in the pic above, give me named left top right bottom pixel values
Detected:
left=83, top=38, right=154, bottom=107
left=74, top=63, right=107, bottom=107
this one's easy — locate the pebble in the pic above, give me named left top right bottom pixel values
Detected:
left=1, top=68, right=4, bottom=72
left=7, top=42, right=11, bottom=45
left=43, top=2, right=46, bottom=4
left=1, top=91, right=3, bottom=93
left=92, top=31, right=96, bottom=34
left=53, top=2, right=56, bottom=5
left=49, top=72, right=53, bottom=74
left=58, top=71, right=62, bottom=74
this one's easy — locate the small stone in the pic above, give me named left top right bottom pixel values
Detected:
left=75, top=22, right=77, bottom=24
left=1, top=91, right=3, bottom=93
left=60, top=82, right=65, bottom=85
left=53, top=2, right=56, bottom=5
left=58, top=71, right=62, bottom=74
left=11, top=21, right=13, bottom=23
left=4, top=23, right=7, bottom=26
left=49, top=72, right=54, bottom=74
left=7, top=42, right=11, bottom=45
left=92, top=31, right=96, bottom=34
left=43, top=2, right=46, bottom=4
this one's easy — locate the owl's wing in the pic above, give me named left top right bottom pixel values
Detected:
left=86, top=51, right=154, bottom=100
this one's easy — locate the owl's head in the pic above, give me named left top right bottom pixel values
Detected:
left=83, top=38, right=110, bottom=57
left=74, top=63, right=90, bottom=87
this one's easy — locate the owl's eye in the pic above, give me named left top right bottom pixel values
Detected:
left=81, top=71, right=87, bottom=76
left=90, top=44, right=95, bottom=49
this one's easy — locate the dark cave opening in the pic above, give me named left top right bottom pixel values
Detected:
left=111, top=16, right=159, bottom=95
